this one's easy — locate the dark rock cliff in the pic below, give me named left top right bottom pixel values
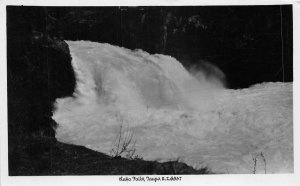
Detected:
left=7, top=6, right=76, bottom=137
left=7, top=6, right=76, bottom=173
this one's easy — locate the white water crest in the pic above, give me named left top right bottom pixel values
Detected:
left=53, top=41, right=293, bottom=174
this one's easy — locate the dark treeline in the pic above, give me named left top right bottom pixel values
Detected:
left=9, top=6, right=293, bottom=88
left=47, top=6, right=293, bottom=88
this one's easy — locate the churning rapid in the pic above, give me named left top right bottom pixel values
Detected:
left=53, top=41, right=293, bottom=174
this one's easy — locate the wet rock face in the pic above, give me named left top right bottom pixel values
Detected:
left=7, top=6, right=76, bottom=138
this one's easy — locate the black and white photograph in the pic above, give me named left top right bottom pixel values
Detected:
left=1, top=0, right=299, bottom=185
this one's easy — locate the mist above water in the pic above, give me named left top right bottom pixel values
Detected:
left=53, top=41, right=293, bottom=173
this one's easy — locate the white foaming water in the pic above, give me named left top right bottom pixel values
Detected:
left=53, top=41, right=293, bottom=174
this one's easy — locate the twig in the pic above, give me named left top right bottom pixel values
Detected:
left=252, top=153, right=257, bottom=174
left=260, top=152, right=267, bottom=174
left=110, top=112, right=138, bottom=159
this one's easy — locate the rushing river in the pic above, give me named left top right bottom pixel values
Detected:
left=53, top=41, right=293, bottom=174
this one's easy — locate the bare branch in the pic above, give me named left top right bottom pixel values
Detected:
left=110, top=112, right=139, bottom=160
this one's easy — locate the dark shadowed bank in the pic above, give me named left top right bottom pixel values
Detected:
left=7, top=6, right=292, bottom=175
left=10, top=137, right=211, bottom=175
